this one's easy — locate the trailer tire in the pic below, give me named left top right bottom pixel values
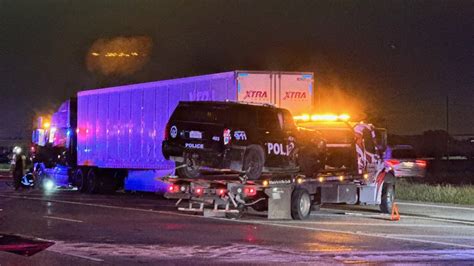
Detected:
left=291, top=188, right=311, bottom=220
left=175, top=160, right=200, bottom=179
left=74, top=168, right=87, bottom=193
left=380, top=183, right=395, bottom=214
left=242, top=145, right=265, bottom=180
left=85, top=168, right=100, bottom=194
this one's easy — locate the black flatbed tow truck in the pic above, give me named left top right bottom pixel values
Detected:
left=163, top=119, right=396, bottom=220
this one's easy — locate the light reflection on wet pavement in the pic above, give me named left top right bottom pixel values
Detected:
left=0, top=180, right=473, bottom=264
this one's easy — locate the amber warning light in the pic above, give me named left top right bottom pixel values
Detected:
left=294, top=113, right=351, bottom=122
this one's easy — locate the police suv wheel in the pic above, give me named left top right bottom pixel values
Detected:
left=291, top=188, right=311, bottom=220
left=380, top=183, right=395, bottom=214
left=242, top=145, right=265, bottom=180
left=175, top=160, right=200, bottom=179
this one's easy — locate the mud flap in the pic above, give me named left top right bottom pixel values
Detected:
left=359, top=184, right=378, bottom=204
left=265, top=186, right=293, bottom=220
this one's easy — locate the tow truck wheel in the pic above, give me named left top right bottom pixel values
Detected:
left=291, top=188, right=311, bottom=220
left=175, top=160, right=200, bottom=179
left=242, top=145, right=265, bottom=180
left=86, top=168, right=100, bottom=194
left=380, top=183, right=395, bottom=214
left=74, top=168, right=87, bottom=193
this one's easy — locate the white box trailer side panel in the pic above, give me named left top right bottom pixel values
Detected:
left=77, top=71, right=314, bottom=169
left=77, top=72, right=237, bottom=169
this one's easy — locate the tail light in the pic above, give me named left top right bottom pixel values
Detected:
left=244, top=186, right=257, bottom=197
left=416, top=160, right=427, bottom=168
left=164, top=122, right=170, bottom=140
left=168, top=184, right=180, bottom=193
left=194, top=187, right=204, bottom=196
left=386, top=159, right=400, bottom=167
left=223, top=129, right=231, bottom=145
left=217, top=188, right=227, bottom=196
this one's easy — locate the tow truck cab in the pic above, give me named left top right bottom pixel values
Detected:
left=31, top=99, right=77, bottom=188
left=295, top=116, right=389, bottom=181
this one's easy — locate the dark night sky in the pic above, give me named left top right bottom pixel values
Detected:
left=0, top=0, right=472, bottom=138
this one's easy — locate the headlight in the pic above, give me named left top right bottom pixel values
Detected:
left=44, top=179, right=55, bottom=191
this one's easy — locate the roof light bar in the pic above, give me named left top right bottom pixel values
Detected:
left=294, top=113, right=351, bottom=122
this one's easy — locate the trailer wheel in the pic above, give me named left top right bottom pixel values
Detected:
left=74, top=168, right=87, bottom=193
left=242, top=145, right=265, bottom=180
left=86, top=168, right=100, bottom=194
left=380, top=183, right=395, bottom=214
left=291, top=188, right=311, bottom=220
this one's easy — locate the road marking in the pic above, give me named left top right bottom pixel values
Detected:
left=401, top=215, right=474, bottom=226
left=237, top=220, right=474, bottom=249
left=48, top=249, right=104, bottom=262
left=385, top=234, right=474, bottom=240
left=43, top=216, right=83, bottom=223
left=0, top=195, right=201, bottom=219
left=3, top=194, right=474, bottom=249
left=398, top=202, right=474, bottom=211
left=271, top=221, right=473, bottom=228
left=318, top=207, right=474, bottom=225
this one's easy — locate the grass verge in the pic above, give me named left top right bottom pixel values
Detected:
left=396, top=179, right=474, bottom=205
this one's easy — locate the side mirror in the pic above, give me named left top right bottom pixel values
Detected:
left=374, top=128, right=387, bottom=156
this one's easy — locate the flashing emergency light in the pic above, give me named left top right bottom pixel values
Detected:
left=294, top=113, right=351, bottom=122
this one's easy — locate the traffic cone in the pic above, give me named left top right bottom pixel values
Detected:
left=391, top=203, right=400, bottom=221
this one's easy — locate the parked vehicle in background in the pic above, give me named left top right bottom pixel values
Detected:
left=385, top=145, right=427, bottom=178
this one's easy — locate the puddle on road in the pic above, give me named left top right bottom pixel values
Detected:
left=0, top=234, right=54, bottom=256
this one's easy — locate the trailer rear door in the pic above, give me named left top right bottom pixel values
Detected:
left=236, top=72, right=273, bottom=104
left=278, top=73, right=313, bottom=116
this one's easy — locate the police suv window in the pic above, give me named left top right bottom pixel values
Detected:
left=257, top=109, right=279, bottom=130
left=281, top=110, right=296, bottom=131
left=233, top=107, right=256, bottom=127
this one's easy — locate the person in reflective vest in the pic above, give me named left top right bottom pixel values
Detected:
left=10, top=146, right=26, bottom=190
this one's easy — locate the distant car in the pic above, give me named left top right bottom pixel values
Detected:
left=0, top=151, right=11, bottom=164
left=384, top=145, right=426, bottom=178
left=162, top=101, right=326, bottom=180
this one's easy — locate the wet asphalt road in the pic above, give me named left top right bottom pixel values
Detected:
left=0, top=179, right=473, bottom=265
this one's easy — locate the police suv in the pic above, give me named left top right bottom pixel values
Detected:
left=162, top=101, right=325, bottom=179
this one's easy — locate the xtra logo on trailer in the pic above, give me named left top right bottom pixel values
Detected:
left=282, top=91, right=307, bottom=100
left=243, top=90, right=268, bottom=100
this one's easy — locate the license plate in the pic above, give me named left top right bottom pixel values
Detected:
left=189, top=131, right=202, bottom=139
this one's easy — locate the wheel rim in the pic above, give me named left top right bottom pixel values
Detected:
left=246, top=152, right=260, bottom=177
left=185, top=159, right=199, bottom=175
left=299, top=192, right=311, bottom=216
